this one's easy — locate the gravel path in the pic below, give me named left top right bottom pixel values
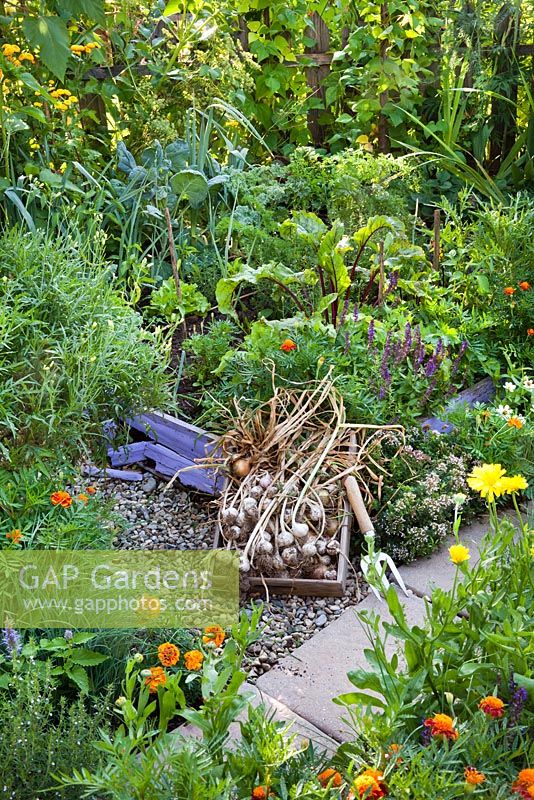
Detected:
left=87, top=471, right=367, bottom=680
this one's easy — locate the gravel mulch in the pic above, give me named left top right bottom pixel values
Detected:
left=86, top=470, right=367, bottom=680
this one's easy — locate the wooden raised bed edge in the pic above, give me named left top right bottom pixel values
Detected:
left=213, top=499, right=352, bottom=598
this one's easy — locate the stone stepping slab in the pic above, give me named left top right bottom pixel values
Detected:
left=398, top=507, right=529, bottom=598
left=254, top=590, right=427, bottom=742
left=178, top=681, right=338, bottom=754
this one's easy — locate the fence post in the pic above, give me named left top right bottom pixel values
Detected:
left=305, top=11, right=330, bottom=146
left=489, top=2, right=520, bottom=171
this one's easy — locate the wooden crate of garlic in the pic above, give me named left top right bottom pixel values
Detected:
left=207, top=375, right=401, bottom=597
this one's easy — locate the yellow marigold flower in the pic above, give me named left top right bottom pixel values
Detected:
left=33, top=101, right=42, bottom=108
left=500, top=474, right=528, bottom=494
left=467, top=463, right=507, bottom=502
left=144, top=665, right=167, bottom=693
left=479, top=695, right=505, bottom=718
left=203, top=625, right=225, bottom=647
left=51, top=88, right=71, bottom=98
left=449, top=544, right=470, bottom=564
left=184, top=650, right=204, bottom=671
left=157, top=642, right=180, bottom=667
left=70, top=44, right=86, bottom=53
left=2, top=44, right=20, bottom=57
left=84, top=42, right=100, bottom=52
left=55, top=102, right=69, bottom=112
left=18, top=52, right=35, bottom=63
left=67, top=95, right=78, bottom=104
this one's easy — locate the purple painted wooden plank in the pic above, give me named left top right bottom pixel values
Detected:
left=143, top=442, right=224, bottom=494
left=83, top=465, right=145, bottom=481
left=421, top=378, right=495, bottom=434
left=126, top=412, right=220, bottom=463
left=107, top=441, right=147, bottom=467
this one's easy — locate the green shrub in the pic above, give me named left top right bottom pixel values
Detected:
left=0, top=657, right=110, bottom=800
left=0, top=227, right=169, bottom=466
left=326, top=149, right=419, bottom=232
left=373, top=428, right=479, bottom=563
left=184, top=319, right=240, bottom=387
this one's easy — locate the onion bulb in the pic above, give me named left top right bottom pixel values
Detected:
left=232, top=457, right=251, bottom=478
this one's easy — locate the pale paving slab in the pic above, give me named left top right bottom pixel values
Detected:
left=178, top=681, right=338, bottom=754
left=255, top=589, right=427, bottom=742
left=398, top=506, right=530, bottom=598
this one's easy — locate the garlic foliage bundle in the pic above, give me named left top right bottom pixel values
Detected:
left=204, top=375, right=402, bottom=583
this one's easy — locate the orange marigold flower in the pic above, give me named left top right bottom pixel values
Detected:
left=6, top=529, right=22, bottom=544
left=528, top=329, right=534, bottom=336
left=519, top=281, right=531, bottom=290
left=144, top=665, right=167, bottom=693
left=508, top=416, right=523, bottom=429
left=86, top=486, right=97, bottom=494
left=318, top=768, right=342, bottom=787
left=251, top=787, right=270, bottom=800
left=203, top=625, right=225, bottom=647
left=465, top=767, right=485, bottom=785
left=423, top=713, right=458, bottom=741
left=513, top=769, right=534, bottom=791
left=157, top=642, right=180, bottom=667
left=349, top=770, right=386, bottom=799
left=77, top=493, right=89, bottom=504
left=50, top=490, right=72, bottom=508
left=385, top=743, right=403, bottom=764
left=479, top=695, right=505, bottom=718
left=504, top=286, right=516, bottom=296
left=184, top=650, right=204, bottom=671
left=280, top=338, right=297, bottom=352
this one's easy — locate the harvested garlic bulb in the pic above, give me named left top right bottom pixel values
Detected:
left=301, top=542, right=317, bottom=558
left=291, top=521, right=309, bottom=540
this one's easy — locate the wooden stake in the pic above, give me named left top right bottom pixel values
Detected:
left=378, top=240, right=385, bottom=305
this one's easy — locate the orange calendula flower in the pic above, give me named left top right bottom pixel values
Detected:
left=519, top=281, right=531, bottom=290
left=86, top=486, right=97, bottom=494
left=280, top=338, right=297, bottom=352
left=318, top=768, right=342, bottom=787
left=508, top=416, right=523, bottom=429
left=528, top=329, right=534, bottom=336
left=504, top=286, right=516, bottom=295
left=184, top=650, right=204, bottom=671
left=157, top=642, right=180, bottom=667
left=144, top=665, right=167, bottom=693
left=6, top=529, right=22, bottom=544
left=423, top=713, right=458, bottom=741
left=50, top=490, right=72, bottom=508
left=203, top=625, right=225, bottom=648
left=465, top=767, right=485, bottom=786
left=77, top=493, right=89, bottom=504
left=479, top=695, right=505, bottom=718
